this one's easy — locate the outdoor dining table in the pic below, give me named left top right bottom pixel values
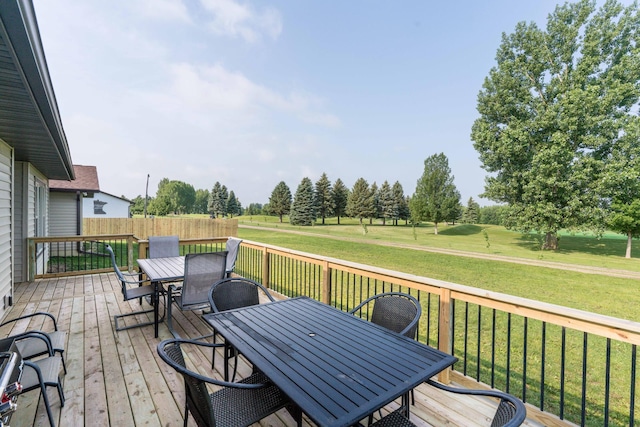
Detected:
left=137, top=256, right=185, bottom=337
left=203, top=296, right=457, bottom=427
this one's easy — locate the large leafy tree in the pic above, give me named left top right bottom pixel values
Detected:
left=471, top=0, right=640, bottom=249
left=290, top=177, right=316, bottom=226
left=603, top=121, right=640, bottom=258
left=268, top=181, right=292, bottom=223
left=194, top=189, right=210, bottom=214
left=154, top=179, right=195, bottom=214
left=331, top=179, right=349, bottom=225
left=347, top=178, right=375, bottom=224
left=315, top=173, right=333, bottom=224
left=411, top=153, right=461, bottom=234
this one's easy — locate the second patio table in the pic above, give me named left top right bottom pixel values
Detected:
left=137, top=256, right=185, bottom=337
left=203, top=296, right=457, bottom=427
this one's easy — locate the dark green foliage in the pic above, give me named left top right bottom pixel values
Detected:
left=392, top=181, right=408, bottom=225
left=347, top=178, right=375, bottom=224
left=331, top=179, right=349, bottom=225
left=315, top=173, right=333, bottom=225
left=369, top=182, right=379, bottom=224
left=227, top=191, right=239, bottom=218
left=479, top=205, right=506, bottom=225
left=194, top=189, right=210, bottom=214
left=245, top=203, right=264, bottom=215
left=153, top=178, right=196, bottom=215
left=462, top=197, right=480, bottom=224
left=379, top=181, right=396, bottom=225
left=209, top=182, right=228, bottom=218
left=411, top=153, right=462, bottom=233
left=290, top=177, right=316, bottom=226
left=268, top=181, right=292, bottom=223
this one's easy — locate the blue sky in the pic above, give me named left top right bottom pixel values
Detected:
left=33, top=0, right=584, bottom=206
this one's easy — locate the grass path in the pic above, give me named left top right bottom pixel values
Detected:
left=239, top=224, right=640, bottom=279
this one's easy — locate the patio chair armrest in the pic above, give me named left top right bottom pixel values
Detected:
left=0, top=311, right=59, bottom=331
left=157, top=337, right=274, bottom=390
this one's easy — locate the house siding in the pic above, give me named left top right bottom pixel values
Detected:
left=0, top=139, right=12, bottom=317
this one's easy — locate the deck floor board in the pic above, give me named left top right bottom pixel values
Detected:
left=0, top=273, right=564, bottom=427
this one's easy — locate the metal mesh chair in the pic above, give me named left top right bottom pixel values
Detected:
left=208, top=277, right=275, bottom=381
left=166, top=252, right=228, bottom=337
left=0, top=334, right=65, bottom=427
left=106, top=244, right=158, bottom=332
left=370, top=381, right=526, bottom=427
left=149, top=235, right=180, bottom=258
left=157, top=336, right=300, bottom=427
left=349, top=292, right=422, bottom=418
left=0, top=311, right=67, bottom=373
left=224, top=237, right=242, bottom=277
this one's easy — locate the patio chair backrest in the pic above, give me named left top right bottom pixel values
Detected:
left=149, top=235, right=179, bottom=258
left=162, top=341, right=216, bottom=427
left=182, top=252, right=228, bottom=307
left=349, top=292, right=422, bottom=339
left=224, top=237, right=243, bottom=275
left=208, top=277, right=274, bottom=313
left=105, top=244, right=127, bottom=288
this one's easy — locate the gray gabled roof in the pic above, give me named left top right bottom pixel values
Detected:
left=0, top=0, right=74, bottom=180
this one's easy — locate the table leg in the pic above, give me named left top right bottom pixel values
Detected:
left=154, top=282, right=159, bottom=338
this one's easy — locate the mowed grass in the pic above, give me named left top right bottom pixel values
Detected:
left=237, top=217, right=640, bottom=321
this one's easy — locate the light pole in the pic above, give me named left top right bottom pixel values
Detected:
left=144, top=174, right=150, bottom=218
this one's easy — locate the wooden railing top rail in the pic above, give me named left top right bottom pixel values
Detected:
left=29, top=234, right=137, bottom=244
left=242, top=239, right=640, bottom=345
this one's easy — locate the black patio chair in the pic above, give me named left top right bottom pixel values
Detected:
left=149, top=235, right=180, bottom=258
left=224, top=237, right=242, bottom=277
left=157, top=336, right=301, bottom=427
left=166, top=251, right=228, bottom=337
left=207, top=277, right=275, bottom=381
left=349, top=292, right=422, bottom=418
left=369, top=380, right=527, bottom=427
left=0, top=311, right=67, bottom=373
left=106, top=244, right=158, bottom=332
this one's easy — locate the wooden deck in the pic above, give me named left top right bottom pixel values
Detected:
left=0, top=273, right=556, bottom=427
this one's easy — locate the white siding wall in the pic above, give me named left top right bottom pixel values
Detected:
left=50, top=192, right=78, bottom=236
left=13, top=162, right=24, bottom=283
left=0, top=140, right=12, bottom=318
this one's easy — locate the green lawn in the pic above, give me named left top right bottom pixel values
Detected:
left=237, top=217, right=640, bottom=321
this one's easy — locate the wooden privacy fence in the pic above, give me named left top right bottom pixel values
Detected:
left=82, top=217, right=237, bottom=239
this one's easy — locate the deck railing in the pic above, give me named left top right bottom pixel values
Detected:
left=26, top=235, right=640, bottom=426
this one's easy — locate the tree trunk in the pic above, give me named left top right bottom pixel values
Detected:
left=337, top=216, right=341, bottom=225
left=434, top=222, right=439, bottom=235
left=542, top=232, right=558, bottom=250
left=626, top=231, right=632, bottom=259
left=279, top=214, right=283, bottom=223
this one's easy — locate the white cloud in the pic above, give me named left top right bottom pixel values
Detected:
left=200, top=0, right=282, bottom=42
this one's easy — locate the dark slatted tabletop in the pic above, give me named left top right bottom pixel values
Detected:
left=203, top=296, right=457, bottom=427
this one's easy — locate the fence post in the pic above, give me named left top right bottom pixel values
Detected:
left=262, top=247, right=270, bottom=288
left=127, top=235, right=135, bottom=272
left=438, top=288, right=453, bottom=383
left=321, top=260, right=331, bottom=305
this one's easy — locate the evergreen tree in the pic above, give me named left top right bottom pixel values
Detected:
left=392, top=181, right=408, bottom=225
left=268, top=181, right=292, bottom=222
left=347, top=178, right=375, bottom=224
left=331, top=178, right=349, bottom=225
left=208, top=182, right=222, bottom=218
left=411, top=153, right=461, bottom=234
left=462, top=197, right=480, bottom=224
left=218, top=185, right=229, bottom=217
left=379, top=181, right=396, bottom=226
left=227, top=191, right=239, bottom=218
left=290, top=177, right=316, bottom=226
left=369, top=182, right=380, bottom=225
left=315, top=172, right=333, bottom=224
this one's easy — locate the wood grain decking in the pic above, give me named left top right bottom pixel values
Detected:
left=0, top=273, right=555, bottom=427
